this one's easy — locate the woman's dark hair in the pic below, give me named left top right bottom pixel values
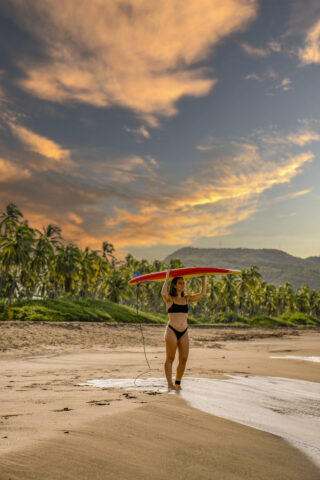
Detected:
left=169, top=276, right=184, bottom=297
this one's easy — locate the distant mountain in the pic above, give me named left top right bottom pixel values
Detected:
left=163, top=247, right=320, bottom=289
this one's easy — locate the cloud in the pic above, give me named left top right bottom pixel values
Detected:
left=285, top=0, right=320, bottom=39
left=20, top=209, right=95, bottom=248
left=0, top=72, right=5, bottom=100
left=287, top=131, right=320, bottom=146
left=80, top=154, right=160, bottom=185
left=0, top=100, right=75, bottom=173
left=67, top=212, right=83, bottom=225
left=244, top=68, right=277, bottom=82
left=273, top=188, right=312, bottom=203
left=256, top=127, right=320, bottom=146
left=1, top=115, right=315, bottom=252
left=4, top=0, right=258, bottom=124
left=244, top=73, right=264, bottom=81
left=196, top=136, right=225, bottom=151
left=244, top=69, right=292, bottom=94
left=145, top=155, right=159, bottom=168
left=276, top=77, right=292, bottom=91
left=241, top=39, right=282, bottom=59
left=7, top=122, right=75, bottom=172
left=102, top=143, right=314, bottom=247
left=268, top=40, right=281, bottom=52
left=2, top=143, right=310, bottom=250
left=185, top=150, right=313, bottom=203
left=0, top=168, right=117, bottom=251
left=241, top=42, right=270, bottom=57
left=298, top=18, right=320, bottom=64
left=9, top=123, right=69, bottom=161
left=104, top=201, right=257, bottom=247
left=0, top=157, right=31, bottom=182
left=122, top=125, right=151, bottom=141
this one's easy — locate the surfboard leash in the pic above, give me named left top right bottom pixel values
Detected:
left=133, top=283, right=152, bottom=387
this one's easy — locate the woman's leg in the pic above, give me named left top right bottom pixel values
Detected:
left=164, top=325, right=178, bottom=388
left=175, top=332, right=189, bottom=389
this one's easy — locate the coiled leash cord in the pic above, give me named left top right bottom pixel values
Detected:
left=133, top=283, right=152, bottom=387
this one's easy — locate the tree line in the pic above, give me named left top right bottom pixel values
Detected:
left=1, top=203, right=319, bottom=320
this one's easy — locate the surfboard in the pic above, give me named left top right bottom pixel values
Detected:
left=128, top=266, right=241, bottom=284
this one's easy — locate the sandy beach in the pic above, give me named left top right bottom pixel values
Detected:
left=0, top=322, right=319, bottom=479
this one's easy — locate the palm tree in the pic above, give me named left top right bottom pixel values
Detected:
left=308, top=289, right=319, bottom=317
left=237, top=269, right=252, bottom=316
left=0, top=223, right=36, bottom=301
left=220, top=274, right=237, bottom=315
left=91, top=242, right=115, bottom=300
left=106, top=267, right=129, bottom=303
left=55, top=244, right=81, bottom=296
left=0, top=203, right=23, bottom=237
left=77, top=247, right=96, bottom=299
left=27, top=224, right=63, bottom=298
left=261, top=282, right=277, bottom=316
left=205, top=276, right=221, bottom=318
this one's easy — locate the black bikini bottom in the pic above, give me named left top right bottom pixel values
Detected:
left=168, top=324, right=188, bottom=340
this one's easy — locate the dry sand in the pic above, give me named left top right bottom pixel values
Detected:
left=0, top=322, right=319, bottom=479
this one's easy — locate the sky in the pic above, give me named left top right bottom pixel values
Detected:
left=1, top=0, right=320, bottom=261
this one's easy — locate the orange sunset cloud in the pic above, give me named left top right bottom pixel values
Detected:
left=0, top=157, right=31, bottom=182
left=8, top=122, right=74, bottom=172
left=4, top=0, right=258, bottom=125
left=299, top=18, right=320, bottom=65
left=102, top=151, right=313, bottom=247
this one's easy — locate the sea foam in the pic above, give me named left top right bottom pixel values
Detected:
left=79, top=375, right=320, bottom=468
left=270, top=355, right=320, bottom=363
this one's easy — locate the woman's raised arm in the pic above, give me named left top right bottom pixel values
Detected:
left=188, top=276, right=207, bottom=303
left=161, top=269, right=171, bottom=302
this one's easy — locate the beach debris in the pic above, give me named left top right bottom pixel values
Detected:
left=121, top=393, right=137, bottom=399
left=53, top=407, right=73, bottom=412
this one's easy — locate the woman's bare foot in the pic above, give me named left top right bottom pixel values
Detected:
left=168, top=383, right=175, bottom=390
left=174, top=384, right=182, bottom=391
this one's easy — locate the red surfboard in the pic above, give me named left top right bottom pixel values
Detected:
left=128, top=266, right=241, bottom=284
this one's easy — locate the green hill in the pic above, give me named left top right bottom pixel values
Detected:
left=1, top=298, right=318, bottom=327
left=0, top=298, right=203, bottom=324
left=0, top=298, right=168, bottom=323
left=163, top=247, right=320, bottom=289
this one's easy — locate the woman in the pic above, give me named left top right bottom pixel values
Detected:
left=161, top=270, right=207, bottom=390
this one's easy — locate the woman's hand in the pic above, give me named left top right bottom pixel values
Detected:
left=165, top=269, right=171, bottom=279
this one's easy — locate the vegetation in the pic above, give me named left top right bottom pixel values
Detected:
left=0, top=297, right=169, bottom=323
left=0, top=203, right=319, bottom=326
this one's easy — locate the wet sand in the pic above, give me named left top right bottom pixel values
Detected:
left=0, top=323, right=319, bottom=479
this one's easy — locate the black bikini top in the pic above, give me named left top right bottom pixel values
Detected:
left=167, top=298, right=189, bottom=313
